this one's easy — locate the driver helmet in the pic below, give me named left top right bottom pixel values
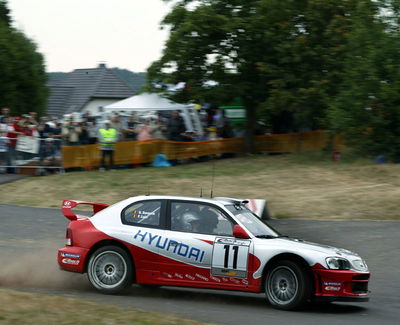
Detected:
left=182, top=211, right=201, bottom=231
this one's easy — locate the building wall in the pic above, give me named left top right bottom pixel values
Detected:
left=82, top=99, right=121, bottom=115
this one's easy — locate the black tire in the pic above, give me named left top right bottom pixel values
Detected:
left=87, top=245, right=133, bottom=294
left=265, top=260, right=311, bottom=310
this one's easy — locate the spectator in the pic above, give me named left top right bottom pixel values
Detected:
left=6, top=117, right=22, bottom=172
left=233, top=123, right=245, bottom=138
left=167, top=110, right=185, bottom=141
left=215, top=109, right=233, bottom=138
left=0, top=117, right=10, bottom=173
left=79, top=122, right=90, bottom=145
left=110, top=113, right=125, bottom=141
left=152, top=115, right=167, bottom=140
left=28, top=112, right=39, bottom=127
left=124, top=114, right=139, bottom=141
left=98, top=120, right=117, bottom=170
left=136, top=119, right=153, bottom=141
left=62, top=120, right=81, bottom=145
left=51, top=121, right=63, bottom=150
left=38, top=138, right=61, bottom=175
left=82, top=110, right=91, bottom=120
left=0, top=107, right=10, bottom=123
left=37, top=117, right=53, bottom=139
left=87, top=118, right=99, bottom=144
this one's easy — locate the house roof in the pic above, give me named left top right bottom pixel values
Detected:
left=47, top=64, right=135, bottom=117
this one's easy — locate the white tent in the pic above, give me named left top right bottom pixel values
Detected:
left=104, top=93, right=190, bottom=111
left=104, top=93, right=202, bottom=134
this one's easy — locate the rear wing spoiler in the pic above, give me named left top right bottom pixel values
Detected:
left=62, top=200, right=109, bottom=221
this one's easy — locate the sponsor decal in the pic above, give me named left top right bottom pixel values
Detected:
left=195, top=273, right=209, bottom=281
left=241, top=279, right=249, bottom=285
left=185, top=274, right=196, bottom=280
left=61, top=252, right=81, bottom=259
left=175, top=273, right=184, bottom=279
left=324, top=282, right=341, bottom=286
left=210, top=276, right=221, bottom=282
left=131, top=210, right=157, bottom=220
left=215, top=238, right=250, bottom=247
left=325, top=286, right=341, bottom=291
left=63, top=201, right=72, bottom=207
left=133, top=230, right=205, bottom=262
left=62, top=258, right=80, bottom=265
left=162, top=272, right=173, bottom=279
left=229, top=278, right=241, bottom=284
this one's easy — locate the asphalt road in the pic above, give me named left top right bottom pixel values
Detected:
left=0, top=204, right=399, bottom=325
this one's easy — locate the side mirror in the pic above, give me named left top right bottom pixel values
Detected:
left=233, top=225, right=250, bottom=239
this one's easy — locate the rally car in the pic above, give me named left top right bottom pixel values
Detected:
left=58, top=195, right=370, bottom=310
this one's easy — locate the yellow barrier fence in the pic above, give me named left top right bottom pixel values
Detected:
left=62, top=130, right=343, bottom=169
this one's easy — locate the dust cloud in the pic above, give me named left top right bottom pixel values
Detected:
left=0, top=241, right=88, bottom=290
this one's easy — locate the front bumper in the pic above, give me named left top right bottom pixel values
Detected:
left=58, top=246, right=90, bottom=273
left=312, top=265, right=370, bottom=302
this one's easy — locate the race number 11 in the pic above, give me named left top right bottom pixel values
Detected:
left=211, top=238, right=251, bottom=278
left=224, top=244, right=239, bottom=269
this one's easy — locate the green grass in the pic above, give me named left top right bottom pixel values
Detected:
left=0, top=289, right=211, bottom=325
left=1, top=152, right=399, bottom=219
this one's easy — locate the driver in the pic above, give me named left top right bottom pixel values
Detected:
left=182, top=211, right=203, bottom=233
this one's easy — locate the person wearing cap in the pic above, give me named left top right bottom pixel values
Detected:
left=98, top=120, right=117, bottom=170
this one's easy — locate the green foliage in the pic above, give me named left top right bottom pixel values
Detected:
left=150, top=0, right=400, bottom=155
left=329, top=0, right=400, bottom=159
left=148, top=1, right=358, bottom=138
left=0, top=0, right=11, bottom=26
left=0, top=0, right=48, bottom=116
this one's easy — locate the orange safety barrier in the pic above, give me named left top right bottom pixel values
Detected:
left=62, top=130, right=344, bottom=169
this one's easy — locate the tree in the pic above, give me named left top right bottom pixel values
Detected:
left=0, top=0, right=48, bottom=116
left=329, top=0, right=400, bottom=159
left=148, top=0, right=365, bottom=151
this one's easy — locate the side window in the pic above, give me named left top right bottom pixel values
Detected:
left=122, top=200, right=161, bottom=227
left=170, top=202, right=234, bottom=236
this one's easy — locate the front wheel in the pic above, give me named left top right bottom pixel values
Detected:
left=87, top=245, right=133, bottom=294
left=265, top=260, right=311, bottom=310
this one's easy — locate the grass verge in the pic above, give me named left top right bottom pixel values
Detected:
left=1, top=152, right=399, bottom=220
left=0, top=288, right=211, bottom=325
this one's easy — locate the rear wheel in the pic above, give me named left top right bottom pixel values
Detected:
left=87, top=245, right=133, bottom=294
left=265, top=260, right=311, bottom=310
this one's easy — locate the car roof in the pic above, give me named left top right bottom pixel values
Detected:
left=126, top=195, right=244, bottom=206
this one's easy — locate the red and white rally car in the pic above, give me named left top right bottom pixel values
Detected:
left=58, top=195, right=370, bottom=310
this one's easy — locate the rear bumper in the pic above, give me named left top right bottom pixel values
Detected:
left=58, top=246, right=90, bottom=273
left=312, top=266, right=370, bottom=301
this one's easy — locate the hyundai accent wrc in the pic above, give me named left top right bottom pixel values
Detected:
left=58, top=195, right=370, bottom=310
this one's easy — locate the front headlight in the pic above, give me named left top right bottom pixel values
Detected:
left=326, top=257, right=351, bottom=270
left=352, top=259, right=368, bottom=272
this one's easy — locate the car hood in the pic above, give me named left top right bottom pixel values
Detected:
left=266, top=237, right=361, bottom=258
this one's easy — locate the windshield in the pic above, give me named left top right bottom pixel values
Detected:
left=226, top=205, right=280, bottom=238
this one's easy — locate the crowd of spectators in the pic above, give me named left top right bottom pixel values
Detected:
left=0, top=105, right=242, bottom=173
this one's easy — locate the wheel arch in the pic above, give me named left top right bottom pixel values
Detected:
left=260, top=253, right=314, bottom=293
left=85, top=239, right=136, bottom=282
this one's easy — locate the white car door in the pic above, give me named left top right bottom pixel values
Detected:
left=158, top=200, right=251, bottom=288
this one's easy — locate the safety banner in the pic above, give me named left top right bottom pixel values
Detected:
left=16, top=135, right=40, bottom=154
left=62, top=131, right=344, bottom=169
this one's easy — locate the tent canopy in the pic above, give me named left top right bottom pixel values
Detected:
left=104, top=93, right=203, bottom=135
left=104, top=93, right=191, bottom=112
